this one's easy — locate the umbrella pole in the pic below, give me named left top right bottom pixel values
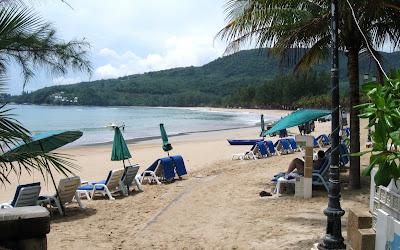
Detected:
left=123, top=159, right=130, bottom=195
left=40, top=143, right=65, bottom=216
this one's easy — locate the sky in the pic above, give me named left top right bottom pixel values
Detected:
left=7, top=1, right=398, bottom=95
left=7, top=0, right=229, bottom=95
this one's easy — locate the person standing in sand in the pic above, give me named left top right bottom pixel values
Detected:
left=286, top=150, right=326, bottom=175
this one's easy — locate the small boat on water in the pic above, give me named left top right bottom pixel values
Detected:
left=227, top=139, right=263, bottom=145
left=106, top=123, right=117, bottom=128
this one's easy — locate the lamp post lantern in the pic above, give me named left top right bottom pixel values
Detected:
left=318, top=0, right=346, bottom=248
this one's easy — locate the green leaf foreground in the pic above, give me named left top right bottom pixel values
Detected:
left=359, top=69, right=400, bottom=187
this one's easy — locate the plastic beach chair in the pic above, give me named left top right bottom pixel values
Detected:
left=232, top=143, right=259, bottom=160
left=272, top=155, right=331, bottom=197
left=139, top=157, right=176, bottom=184
left=274, top=139, right=293, bottom=155
left=119, top=164, right=143, bottom=194
left=313, top=137, right=322, bottom=148
left=286, top=138, right=300, bottom=152
left=311, top=155, right=331, bottom=191
left=232, top=142, right=268, bottom=160
left=40, top=176, right=84, bottom=215
left=0, top=182, right=41, bottom=209
left=264, top=140, right=277, bottom=156
left=77, top=168, right=125, bottom=200
left=316, top=134, right=331, bottom=147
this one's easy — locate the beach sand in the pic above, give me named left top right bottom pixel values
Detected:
left=0, top=108, right=372, bottom=249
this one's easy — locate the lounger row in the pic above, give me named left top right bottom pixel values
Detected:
left=0, top=155, right=188, bottom=215
left=0, top=165, right=143, bottom=216
left=232, top=138, right=300, bottom=160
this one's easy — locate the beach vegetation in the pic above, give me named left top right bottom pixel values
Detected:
left=0, top=0, right=91, bottom=184
left=355, top=69, right=400, bottom=187
left=216, top=0, right=400, bottom=189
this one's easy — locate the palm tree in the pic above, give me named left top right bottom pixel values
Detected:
left=0, top=1, right=91, bottom=184
left=217, top=0, right=400, bottom=189
left=0, top=2, right=92, bottom=88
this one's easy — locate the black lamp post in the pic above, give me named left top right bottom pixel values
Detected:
left=318, top=0, right=345, bottom=248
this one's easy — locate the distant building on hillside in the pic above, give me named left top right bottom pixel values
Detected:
left=49, top=92, right=79, bottom=104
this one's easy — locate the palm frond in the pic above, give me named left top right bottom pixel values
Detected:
left=0, top=4, right=92, bottom=88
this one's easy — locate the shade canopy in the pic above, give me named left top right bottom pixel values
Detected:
left=263, top=109, right=331, bottom=136
left=111, top=127, right=131, bottom=161
left=1, top=130, right=83, bottom=216
left=160, top=123, right=173, bottom=152
left=2, top=130, right=83, bottom=161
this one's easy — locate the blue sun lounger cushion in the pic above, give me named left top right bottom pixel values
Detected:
left=256, top=141, right=268, bottom=157
left=274, top=139, right=292, bottom=154
left=171, top=155, right=187, bottom=177
left=316, top=134, right=331, bottom=146
left=286, top=138, right=299, bottom=151
left=264, top=140, right=277, bottom=155
left=159, top=157, right=175, bottom=180
left=91, top=171, right=112, bottom=186
left=142, top=157, right=176, bottom=180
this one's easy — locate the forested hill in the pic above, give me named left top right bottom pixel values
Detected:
left=9, top=49, right=400, bottom=107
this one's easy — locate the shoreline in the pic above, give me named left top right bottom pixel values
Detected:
left=69, top=107, right=284, bottom=148
left=86, top=124, right=262, bottom=147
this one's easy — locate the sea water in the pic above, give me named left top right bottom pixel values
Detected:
left=7, top=105, right=280, bottom=147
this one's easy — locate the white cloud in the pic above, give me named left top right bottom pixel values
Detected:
left=52, top=77, right=83, bottom=85
left=7, top=1, right=228, bottom=94
left=94, top=35, right=224, bottom=79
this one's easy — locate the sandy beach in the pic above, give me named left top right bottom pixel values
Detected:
left=0, top=108, right=372, bottom=249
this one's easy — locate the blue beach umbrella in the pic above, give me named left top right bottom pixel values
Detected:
left=2, top=130, right=83, bottom=159
left=263, top=109, right=331, bottom=136
left=160, top=123, right=173, bottom=156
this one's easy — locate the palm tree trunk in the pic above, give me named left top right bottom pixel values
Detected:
left=347, top=48, right=361, bottom=189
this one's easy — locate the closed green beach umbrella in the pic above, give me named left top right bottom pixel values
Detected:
left=111, top=127, right=131, bottom=161
left=260, top=114, right=265, bottom=137
left=160, top=123, right=173, bottom=156
left=111, top=126, right=132, bottom=194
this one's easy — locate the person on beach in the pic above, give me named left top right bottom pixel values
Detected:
left=279, top=128, right=287, bottom=138
left=286, top=150, right=325, bottom=175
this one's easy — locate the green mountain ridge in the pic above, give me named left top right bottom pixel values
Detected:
left=8, top=49, right=400, bottom=107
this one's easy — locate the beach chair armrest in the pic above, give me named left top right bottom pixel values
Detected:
left=142, top=170, right=154, bottom=176
left=81, top=181, right=89, bottom=186
left=0, top=202, right=12, bottom=209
